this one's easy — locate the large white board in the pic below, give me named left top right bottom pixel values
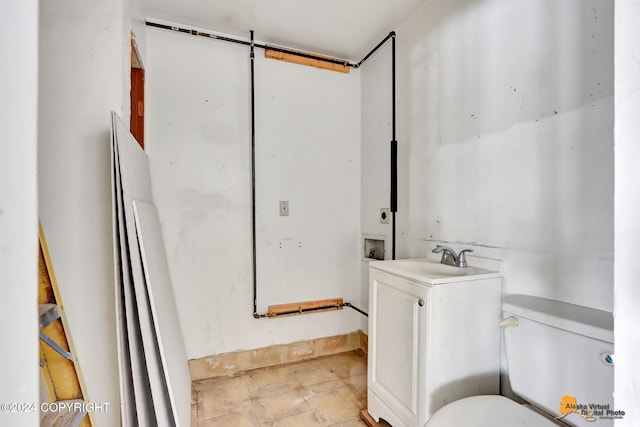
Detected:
left=113, top=113, right=173, bottom=426
left=133, top=200, right=191, bottom=427
left=110, top=115, right=138, bottom=426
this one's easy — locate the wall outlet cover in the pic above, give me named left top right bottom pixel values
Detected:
left=280, top=201, right=289, bottom=216
left=380, top=208, right=390, bottom=224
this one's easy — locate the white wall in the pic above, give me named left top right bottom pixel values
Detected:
left=362, top=0, right=613, bottom=313
left=360, top=35, right=394, bottom=333
left=0, top=2, right=39, bottom=427
left=146, top=27, right=362, bottom=359
left=38, top=0, right=146, bottom=424
left=614, top=0, right=640, bottom=423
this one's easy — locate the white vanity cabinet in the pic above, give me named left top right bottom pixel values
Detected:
left=367, top=259, right=502, bottom=427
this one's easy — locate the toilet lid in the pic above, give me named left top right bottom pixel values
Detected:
left=426, top=395, right=559, bottom=427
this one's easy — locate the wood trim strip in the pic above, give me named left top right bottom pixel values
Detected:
left=265, top=49, right=350, bottom=73
left=267, top=298, right=343, bottom=317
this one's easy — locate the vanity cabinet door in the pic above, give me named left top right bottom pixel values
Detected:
left=368, top=270, right=428, bottom=427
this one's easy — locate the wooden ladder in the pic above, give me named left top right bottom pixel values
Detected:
left=38, top=225, right=92, bottom=427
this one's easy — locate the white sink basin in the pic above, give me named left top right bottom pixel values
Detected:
left=369, top=258, right=502, bottom=285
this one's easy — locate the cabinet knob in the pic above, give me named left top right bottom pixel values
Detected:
left=418, top=299, right=424, bottom=307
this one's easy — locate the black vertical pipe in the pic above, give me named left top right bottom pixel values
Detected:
left=391, top=142, right=397, bottom=260
left=250, top=30, right=257, bottom=317
left=390, top=32, right=397, bottom=260
left=250, top=31, right=266, bottom=319
left=391, top=32, right=397, bottom=145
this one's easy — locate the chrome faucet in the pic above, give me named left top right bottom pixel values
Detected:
left=432, top=245, right=473, bottom=268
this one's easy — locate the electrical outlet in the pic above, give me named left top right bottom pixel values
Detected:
left=280, top=201, right=289, bottom=216
left=380, top=208, right=390, bottom=224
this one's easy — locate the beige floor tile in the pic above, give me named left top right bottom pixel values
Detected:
left=292, top=362, right=341, bottom=388
left=260, top=411, right=322, bottom=427
left=321, top=350, right=367, bottom=379
left=198, top=400, right=254, bottom=422
left=198, top=411, right=260, bottom=427
left=194, top=350, right=371, bottom=427
left=252, top=388, right=311, bottom=424
left=245, top=365, right=298, bottom=398
left=195, top=375, right=247, bottom=396
left=342, top=373, right=367, bottom=408
left=303, top=379, right=345, bottom=396
left=305, top=385, right=362, bottom=426
left=196, top=375, right=253, bottom=420
left=327, top=416, right=369, bottom=427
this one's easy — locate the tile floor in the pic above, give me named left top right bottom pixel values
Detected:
left=191, top=349, right=374, bottom=427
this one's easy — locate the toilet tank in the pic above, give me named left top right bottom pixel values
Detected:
left=502, top=295, right=614, bottom=427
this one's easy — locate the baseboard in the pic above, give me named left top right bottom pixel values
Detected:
left=359, top=329, right=368, bottom=354
left=189, top=330, right=368, bottom=381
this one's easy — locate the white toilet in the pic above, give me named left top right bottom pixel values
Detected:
left=426, top=294, right=614, bottom=427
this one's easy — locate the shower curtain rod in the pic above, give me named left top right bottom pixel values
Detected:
left=145, top=21, right=393, bottom=69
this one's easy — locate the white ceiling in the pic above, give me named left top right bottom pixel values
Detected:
left=146, top=0, right=430, bottom=59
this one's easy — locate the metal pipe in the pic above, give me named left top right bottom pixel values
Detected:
left=356, top=31, right=395, bottom=67
left=271, top=303, right=341, bottom=317
left=146, top=21, right=250, bottom=47
left=342, top=302, right=368, bottom=317
left=391, top=33, right=397, bottom=260
left=146, top=21, right=355, bottom=68
left=391, top=34, right=397, bottom=144
left=391, top=139, right=397, bottom=260
left=392, top=212, right=396, bottom=260
left=145, top=21, right=397, bottom=70
left=265, top=302, right=368, bottom=318
left=250, top=31, right=267, bottom=319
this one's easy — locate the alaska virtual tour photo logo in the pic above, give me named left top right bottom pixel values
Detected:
left=556, top=395, right=625, bottom=423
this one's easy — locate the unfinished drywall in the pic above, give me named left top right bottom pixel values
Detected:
left=133, top=201, right=191, bottom=427
left=361, top=0, right=614, bottom=313
left=38, top=0, right=147, bottom=424
left=0, top=2, right=39, bottom=426
left=146, top=27, right=362, bottom=359
left=614, top=0, right=640, bottom=422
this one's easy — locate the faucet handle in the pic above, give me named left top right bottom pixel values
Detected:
left=458, top=249, right=473, bottom=268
